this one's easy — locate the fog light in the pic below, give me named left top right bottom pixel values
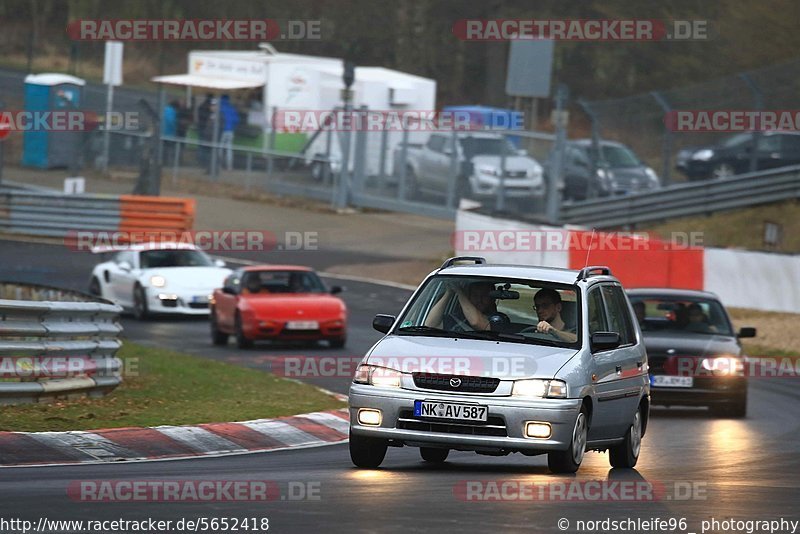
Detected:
left=158, top=293, right=178, bottom=300
left=524, top=422, right=551, bottom=439
left=357, top=409, right=382, bottom=426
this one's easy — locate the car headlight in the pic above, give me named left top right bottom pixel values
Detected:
left=644, top=167, right=660, bottom=187
left=700, top=356, right=741, bottom=376
left=353, top=364, right=403, bottom=388
left=477, top=165, right=500, bottom=176
left=512, top=379, right=567, bottom=398
left=691, top=149, right=714, bottom=161
left=150, top=275, right=166, bottom=288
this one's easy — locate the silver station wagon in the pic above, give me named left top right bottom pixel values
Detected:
left=348, top=257, right=650, bottom=473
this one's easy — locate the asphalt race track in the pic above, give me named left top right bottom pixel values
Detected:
left=1, top=239, right=799, bottom=533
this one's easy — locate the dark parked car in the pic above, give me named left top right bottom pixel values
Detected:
left=676, top=131, right=800, bottom=180
left=546, top=139, right=661, bottom=201
left=626, top=288, right=756, bottom=418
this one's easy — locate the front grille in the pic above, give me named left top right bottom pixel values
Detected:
left=397, top=410, right=507, bottom=437
left=412, top=373, right=500, bottom=393
left=504, top=170, right=528, bottom=178
left=188, top=302, right=209, bottom=309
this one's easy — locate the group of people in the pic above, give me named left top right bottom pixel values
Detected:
left=425, top=282, right=578, bottom=343
left=162, top=93, right=240, bottom=172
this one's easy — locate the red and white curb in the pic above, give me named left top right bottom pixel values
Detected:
left=0, top=409, right=350, bottom=468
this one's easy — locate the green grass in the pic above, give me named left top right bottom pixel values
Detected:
left=0, top=342, right=345, bottom=432
left=740, top=343, right=800, bottom=361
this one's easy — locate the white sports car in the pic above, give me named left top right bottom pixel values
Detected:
left=88, top=243, right=232, bottom=319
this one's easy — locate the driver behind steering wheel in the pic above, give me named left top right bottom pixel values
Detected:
left=425, top=281, right=499, bottom=331
left=532, top=288, right=578, bottom=343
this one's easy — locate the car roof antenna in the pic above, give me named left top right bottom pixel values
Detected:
left=584, top=228, right=597, bottom=269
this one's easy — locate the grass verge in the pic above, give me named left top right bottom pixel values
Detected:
left=0, top=342, right=345, bottom=432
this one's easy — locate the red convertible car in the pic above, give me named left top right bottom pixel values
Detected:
left=210, top=265, right=347, bottom=349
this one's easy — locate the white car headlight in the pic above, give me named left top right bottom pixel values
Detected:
left=692, top=149, right=714, bottom=161
left=512, top=379, right=567, bottom=398
left=353, top=365, right=403, bottom=388
left=700, top=356, right=741, bottom=376
left=477, top=165, right=500, bottom=177
left=149, top=275, right=166, bottom=288
left=644, top=167, right=661, bottom=187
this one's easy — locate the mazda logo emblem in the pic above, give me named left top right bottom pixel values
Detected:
left=449, top=377, right=462, bottom=388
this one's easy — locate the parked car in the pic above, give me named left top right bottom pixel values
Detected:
left=349, top=257, right=649, bottom=473
left=393, top=132, right=545, bottom=201
left=676, top=131, right=800, bottom=180
left=626, top=288, right=756, bottom=417
left=89, top=243, right=231, bottom=319
left=545, top=139, right=661, bottom=201
left=210, top=265, right=347, bottom=349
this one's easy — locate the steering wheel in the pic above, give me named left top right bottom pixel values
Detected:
left=488, top=312, right=511, bottom=332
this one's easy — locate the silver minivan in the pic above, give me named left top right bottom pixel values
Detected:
left=348, top=257, right=650, bottom=473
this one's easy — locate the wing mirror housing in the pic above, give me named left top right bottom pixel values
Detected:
left=591, top=331, right=621, bottom=351
left=373, top=314, right=396, bottom=334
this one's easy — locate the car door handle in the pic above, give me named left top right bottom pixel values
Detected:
left=615, top=365, right=622, bottom=373
left=636, top=361, right=643, bottom=368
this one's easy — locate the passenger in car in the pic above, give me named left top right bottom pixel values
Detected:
left=533, top=288, right=578, bottom=343
left=425, top=281, right=496, bottom=331
left=685, top=303, right=718, bottom=333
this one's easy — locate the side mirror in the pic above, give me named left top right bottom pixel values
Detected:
left=737, top=327, right=757, bottom=338
left=222, top=286, right=237, bottom=295
left=591, top=331, right=621, bottom=352
left=118, top=261, right=132, bottom=272
left=214, top=259, right=226, bottom=267
left=372, top=314, right=396, bottom=334
left=330, top=285, right=343, bottom=295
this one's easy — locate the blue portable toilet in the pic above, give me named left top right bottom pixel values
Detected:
left=443, top=105, right=524, bottom=147
left=22, top=73, right=86, bottom=168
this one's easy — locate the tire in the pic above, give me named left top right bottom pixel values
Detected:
left=711, top=393, right=747, bottom=418
left=405, top=166, right=419, bottom=199
left=420, top=447, right=449, bottom=464
left=132, top=285, right=149, bottom=320
left=235, top=312, right=253, bottom=349
left=210, top=309, right=229, bottom=346
left=329, top=337, right=346, bottom=349
left=711, top=162, right=735, bottom=179
left=88, top=277, right=102, bottom=297
left=548, top=407, right=589, bottom=474
left=609, top=405, right=644, bottom=468
left=349, top=431, right=388, bottom=468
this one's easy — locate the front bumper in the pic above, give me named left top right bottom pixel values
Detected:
left=146, top=288, right=214, bottom=315
left=650, top=375, right=747, bottom=406
left=243, top=317, right=346, bottom=341
left=471, top=175, right=546, bottom=198
left=349, top=384, right=582, bottom=453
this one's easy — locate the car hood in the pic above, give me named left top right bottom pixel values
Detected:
left=243, top=294, right=345, bottom=318
left=365, top=335, right=578, bottom=379
left=470, top=155, right=542, bottom=173
left=142, top=267, right=231, bottom=289
left=642, top=331, right=741, bottom=357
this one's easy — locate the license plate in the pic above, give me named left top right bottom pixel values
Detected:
left=192, top=295, right=208, bottom=303
left=651, top=375, right=694, bottom=388
left=414, top=400, right=488, bottom=422
left=285, top=321, right=319, bottom=330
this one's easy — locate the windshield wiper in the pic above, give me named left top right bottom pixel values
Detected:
left=396, top=325, right=458, bottom=337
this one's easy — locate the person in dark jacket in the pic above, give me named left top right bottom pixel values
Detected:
left=197, top=93, right=213, bottom=169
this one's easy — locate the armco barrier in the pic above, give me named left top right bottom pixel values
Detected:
left=0, top=190, right=195, bottom=238
left=0, top=282, right=124, bottom=405
left=455, top=209, right=800, bottom=314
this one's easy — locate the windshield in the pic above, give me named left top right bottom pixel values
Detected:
left=395, top=275, right=581, bottom=347
left=721, top=132, right=753, bottom=148
left=242, top=270, right=327, bottom=294
left=459, top=137, right=517, bottom=158
left=628, top=296, right=734, bottom=336
left=139, top=249, right=214, bottom=268
left=598, top=144, right=640, bottom=167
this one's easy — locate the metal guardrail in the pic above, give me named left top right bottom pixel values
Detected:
left=560, top=165, right=800, bottom=228
left=0, top=283, right=124, bottom=405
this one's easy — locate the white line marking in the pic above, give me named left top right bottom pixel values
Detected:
left=153, top=426, right=245, bottom=454
left=241, top=420, right=320, bottom=447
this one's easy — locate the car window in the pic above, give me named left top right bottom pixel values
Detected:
left=571, top=146, right=591, bottom=166
left=242, top=270, right=326, bottom=294
left=140, top=249, right=213, bottom=268
left=721, top=133, right=752, bottom=148
left=757, top=135, right=781, bottom=152
left=395, top=275, right=581, bottom=348
left=427, top=135, right=445, bottom=153
left=599, top=144, right=640, bottom=167
left=114, top=251, right=135, bottom=266
left=224, top=272, right=241, bottom=293
left=601, top=285, right=635, bottom=345
left=587, top=287, right=608, bottom=334
left=780, top=135, right=800, bottom=152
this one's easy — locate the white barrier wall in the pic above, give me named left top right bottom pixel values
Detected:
left=704, top=248, right=800, bottom=314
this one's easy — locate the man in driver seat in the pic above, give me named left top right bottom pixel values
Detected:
left=533, top=288, right=578, bottom=343
left=425, top=281, right=497, bottom=331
